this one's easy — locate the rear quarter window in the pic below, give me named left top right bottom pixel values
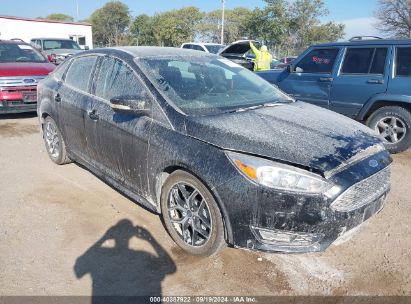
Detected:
left=396, top=47, right=411, bottom=77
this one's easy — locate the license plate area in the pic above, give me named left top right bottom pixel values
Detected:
left=23, top=93, right=37, bottom=103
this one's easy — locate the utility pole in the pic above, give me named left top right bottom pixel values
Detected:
left=74, top=0, right=79, bottom=21
left=221, top=0, right=226, bottom=45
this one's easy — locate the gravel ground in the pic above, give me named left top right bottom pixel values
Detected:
left=0, top=114, right=410, bottom=297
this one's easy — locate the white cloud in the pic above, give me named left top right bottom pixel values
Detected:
left=338, top=17, right=382, bottom=40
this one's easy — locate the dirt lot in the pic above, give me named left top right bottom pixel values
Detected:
left=0, top=114, right=410, bottom=297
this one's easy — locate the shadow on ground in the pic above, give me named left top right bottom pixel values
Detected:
left=74, top=220, right=176, bottom=303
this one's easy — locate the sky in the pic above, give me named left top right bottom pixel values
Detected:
left=0, top=0, right=381, bottom=39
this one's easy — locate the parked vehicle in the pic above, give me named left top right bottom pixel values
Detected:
left=257, top=38, right=411, bottom=153
left=274, top=56, right=297, bottom=69
left=181, top=43, right=225, bottom=54
left=31, top=38, right=85, bottom=65
left=218, top=40, right=261, bottom=70
left=0, top=40, right=55, bottom=114
left=38, top=47, right=391, bottom=256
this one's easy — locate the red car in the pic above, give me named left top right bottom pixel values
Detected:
left=0, top=40, right=55, bottom=114
left=275, top=56, right=297, bottom=69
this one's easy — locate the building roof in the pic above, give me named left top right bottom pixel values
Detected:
left=0, top=15, right=91, bottom=26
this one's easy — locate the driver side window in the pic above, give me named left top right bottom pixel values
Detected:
left=95, top=57, right=147, bottom=101
left=295, top=48, right=339, bottom=74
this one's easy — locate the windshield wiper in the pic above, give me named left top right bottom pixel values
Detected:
left=229, top=102, right=281, bottom=113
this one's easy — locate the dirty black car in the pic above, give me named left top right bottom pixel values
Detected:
left=37, top=47, right=392, bottom=256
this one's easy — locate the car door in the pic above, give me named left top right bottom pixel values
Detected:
left=277, top=48, right=341, bottom=108
left=57, top=55, right=98, bottom=162
left=86, top=56, right=153, bottom=195
left=330, top=46, right=390, bottom=118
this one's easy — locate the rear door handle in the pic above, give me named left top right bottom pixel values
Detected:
left=367, top=79, right=384, bottom=84
left=54, top=93, right=61, bottom=102
left=88, top=110, right=99, bottom=121
left=319, top=77, right=333, bottom=82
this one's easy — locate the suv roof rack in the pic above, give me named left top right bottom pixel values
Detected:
left=349, top=36, right=383, bottom=41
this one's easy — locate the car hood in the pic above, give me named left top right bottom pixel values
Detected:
left=218, top=40, right=259, bottom=56
left=0, top=62, right=55, bottom=77
left=184, top=101, right=382, bottom=174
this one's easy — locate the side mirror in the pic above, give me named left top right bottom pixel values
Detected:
left=287, top=64, right=295, bottom=73
left=109, top=95, right=150, bottom=116
left=84, top=46, right=89, bottom=50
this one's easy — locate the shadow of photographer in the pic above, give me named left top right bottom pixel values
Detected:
left=74, top=220, right=176, bottom=302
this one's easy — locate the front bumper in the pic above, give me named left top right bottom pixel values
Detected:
left=214, top=150, right=392, bottom=253
left=0, top=78, right=42, bottom=114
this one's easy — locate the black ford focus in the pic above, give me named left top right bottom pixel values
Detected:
left=37, top=47, right=391, bottom=256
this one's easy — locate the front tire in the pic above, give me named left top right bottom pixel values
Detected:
left=161, top=170, right=226, bottom=256
left=366, top=106, right=411, bottom=154
left=43, top=116, right=71, bottom=165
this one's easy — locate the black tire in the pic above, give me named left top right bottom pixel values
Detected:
left=366, top=106, right=411, bottom=154
left=161, top=170, right=226, bottom=256
left=42, top=116, right=71, bottom=165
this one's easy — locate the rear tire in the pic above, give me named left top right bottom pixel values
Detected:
left=161, top=170, right=226, bottom=256
left=42, top=116, right=71, bottom=165
left=366, top=106, right=411, bottom=154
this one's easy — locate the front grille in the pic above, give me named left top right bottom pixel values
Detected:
left=330, top=167, right=391, bottom=212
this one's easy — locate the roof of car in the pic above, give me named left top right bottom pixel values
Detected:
left=31, top=38, right=75, bottom=41
left=0, top=39, right=30, bottom=45
left=314, top=38, right=411, bottom=47
left=94, top=46, right=217, bottom=58
left=182, top=42, right=224, bottom=45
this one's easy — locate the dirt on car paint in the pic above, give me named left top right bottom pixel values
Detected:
left=0, top=115, right=410, bottom=297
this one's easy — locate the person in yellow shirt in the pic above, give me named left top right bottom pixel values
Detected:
left=249, top=41, right=273, bottom=71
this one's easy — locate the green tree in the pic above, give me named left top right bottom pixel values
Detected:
left=90, top=1, right=131, bottom=46
left=130, top=14, right=155, bottom=45
left=37, top=13, right=74, bottom=22
left=152, top=7, right=203, bottom=47
left=198, top=8, right=252, bottom=44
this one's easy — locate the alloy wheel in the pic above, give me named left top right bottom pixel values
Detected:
left=375, top=116, right=407, bottom=144
left=44, top=121, right=60, bottom=159
left=167, top=182, right=212, bottom=247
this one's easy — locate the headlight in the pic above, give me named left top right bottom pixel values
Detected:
left=226, top=151, right=332, bottom=194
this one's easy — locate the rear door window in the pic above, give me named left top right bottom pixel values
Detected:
left=182, top=44, right=192, bottom=49
left=191, top=45, right=205, bottom=52
left=65, top=56, right=97, bottom=92
left=341, top=48, right=388, bottom=75
left=295, top=48, right=339, bottom=73
left=396, top=47, right=411, bottom=77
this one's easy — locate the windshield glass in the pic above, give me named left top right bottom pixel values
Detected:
left=137, top=55, right=292, bottom=116
left=204, top=44, right=224, bottom=54
left=0, top=43, right=47, bottom=63
left=43, top=40, right=81, bottom=50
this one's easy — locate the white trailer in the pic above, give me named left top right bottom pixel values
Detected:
left=0, top=15, right=93, bottom=49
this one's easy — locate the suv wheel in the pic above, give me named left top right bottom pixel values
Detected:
left=366, top=106, right=411, bottom=153
left=43, top=116, right=71, bottom=165
left=161, top=170, right=226, bottom=256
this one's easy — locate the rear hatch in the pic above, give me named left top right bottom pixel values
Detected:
left=218, top=40, right=259, bottom=71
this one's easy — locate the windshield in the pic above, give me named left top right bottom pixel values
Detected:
left=204, top=44, right=224, bottom=54
left=137, top=55, right=292, bottom=116
left=0, top=43, right=47, bottom=63
left=43, top=40, right=81, bottom=50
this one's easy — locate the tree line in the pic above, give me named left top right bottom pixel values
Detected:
left=40, top=0, right=411, bottom=57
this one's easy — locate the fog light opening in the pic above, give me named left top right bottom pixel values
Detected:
left=251, top=226, right=325, bottom=252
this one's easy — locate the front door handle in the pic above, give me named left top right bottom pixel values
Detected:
left=88, top=110, right=99, bottom=121
left=367, top=79, right=384, bottom=84
left=54, top=93, right=61, bottom=102
left=319, top=77, right=333, bottom=82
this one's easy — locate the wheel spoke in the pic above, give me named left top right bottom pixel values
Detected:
left=187, top=189, right=199, bottom=207
left=171, top=189, right=186, bottom=208
left=396, top=127, right=406, bottom=134
left=389, top=133, right=398, bottom=143
left=377, top=121, right=389, bottom=130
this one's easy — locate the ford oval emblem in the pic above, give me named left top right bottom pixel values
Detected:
left=23, top=79, right=36, bottom=84
left=369, top=159, right=379, bottom=168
